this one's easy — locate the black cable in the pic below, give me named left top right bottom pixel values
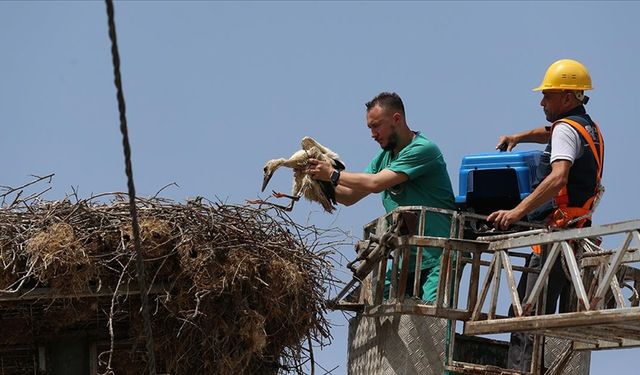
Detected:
left=104, top=1, right=157, bottom=373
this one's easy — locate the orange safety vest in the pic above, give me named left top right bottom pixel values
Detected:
left=532, top=118, right=604, bottom=254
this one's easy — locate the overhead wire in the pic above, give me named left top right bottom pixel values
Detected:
left=104, top=1, right=157, bottom=373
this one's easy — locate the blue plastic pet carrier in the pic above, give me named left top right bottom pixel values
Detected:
left=456, top=150, right=542, bottom=215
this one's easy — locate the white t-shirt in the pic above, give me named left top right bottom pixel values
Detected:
left=550, top=123, right=582, bottom=164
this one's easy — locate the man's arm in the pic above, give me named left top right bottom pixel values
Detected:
left=334, top=185, right=368, bottom=206
left=496, top=126, right=551, bottom=151
left=487, top=160, right=571, bottom=229
left=307, top=159, right=408, bottom=206
left=336, top=169, right=407, bottom=193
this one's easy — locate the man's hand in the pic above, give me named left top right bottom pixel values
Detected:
left=487, top=209, right=525, bottom=230
left=496, top=135, right=519, bottom=152
left=495, top=127, right=551, bottom=151
left=306, top=158, right=333, bottom=181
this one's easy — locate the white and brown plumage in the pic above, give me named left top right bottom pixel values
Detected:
left=257, top=136, right=345, bottom=213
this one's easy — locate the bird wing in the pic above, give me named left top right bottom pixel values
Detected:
left=332, top=158, right=346, bottom=171
left=304, top=178, right=335, bottom=213
left=317, top=180, right=337, bottom=206
left=301, top=136, right=345, bottom=170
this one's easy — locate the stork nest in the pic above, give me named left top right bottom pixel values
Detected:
left=0, top=182, right=338, bottom=374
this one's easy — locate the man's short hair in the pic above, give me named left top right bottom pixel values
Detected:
left=365, top=92, right=405, bottom=115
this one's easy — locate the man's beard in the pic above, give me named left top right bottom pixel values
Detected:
left=382, top=131, right=399, bottom=151
left=544, top=111, right=555, bottom=122
left=544, top=109, right=559, bottom=123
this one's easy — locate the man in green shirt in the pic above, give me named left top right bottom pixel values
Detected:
left=306, top=92, right=455, bottom=301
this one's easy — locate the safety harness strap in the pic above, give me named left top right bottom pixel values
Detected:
left=551, top=118, right=603, bottom=214
left=532, top=119, right=604, bottom=253
left=552, top=119, right=604, bottom=179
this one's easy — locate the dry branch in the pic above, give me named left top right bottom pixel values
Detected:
left=0, top=190, right=337, bottom=375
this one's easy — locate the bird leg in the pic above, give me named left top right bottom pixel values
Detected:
left=246, top=190, right=301, bottom=212
left=271, top=190, right=300, bottom=201
left=268, top=190, right=301, bottom=211
left=246, top=199, right=296, bottom=211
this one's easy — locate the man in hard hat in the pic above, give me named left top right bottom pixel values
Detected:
left=488, top=59, right=604, bottom=372
left=307, top=92, right=456, bottom=302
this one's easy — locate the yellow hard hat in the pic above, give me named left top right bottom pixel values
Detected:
left=533, top=59, right=593, bottom=92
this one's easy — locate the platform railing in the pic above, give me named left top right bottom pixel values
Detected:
left=333, top=206, right=490, bottom=320
left=331, top=206, right=640, bottom=374
left=332, top=206, right=540, bottom=319
left=466, top=220, right=640, bottom=336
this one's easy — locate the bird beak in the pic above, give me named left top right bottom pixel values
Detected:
left=261, top=172, right=274, bottom=192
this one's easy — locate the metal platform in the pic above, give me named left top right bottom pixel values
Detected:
left=466, top=220, right=640, bottom=351
left=332, top=206, right=640, bottom=374
left=348, top=313, right=447, bottom=375
left=465, top=307, right=640, bottom=350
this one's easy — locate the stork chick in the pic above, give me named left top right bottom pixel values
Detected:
left=255, top=136, right=345, bottom=213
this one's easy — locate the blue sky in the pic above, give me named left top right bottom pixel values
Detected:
left=2, top=1, right=639, bottom=374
